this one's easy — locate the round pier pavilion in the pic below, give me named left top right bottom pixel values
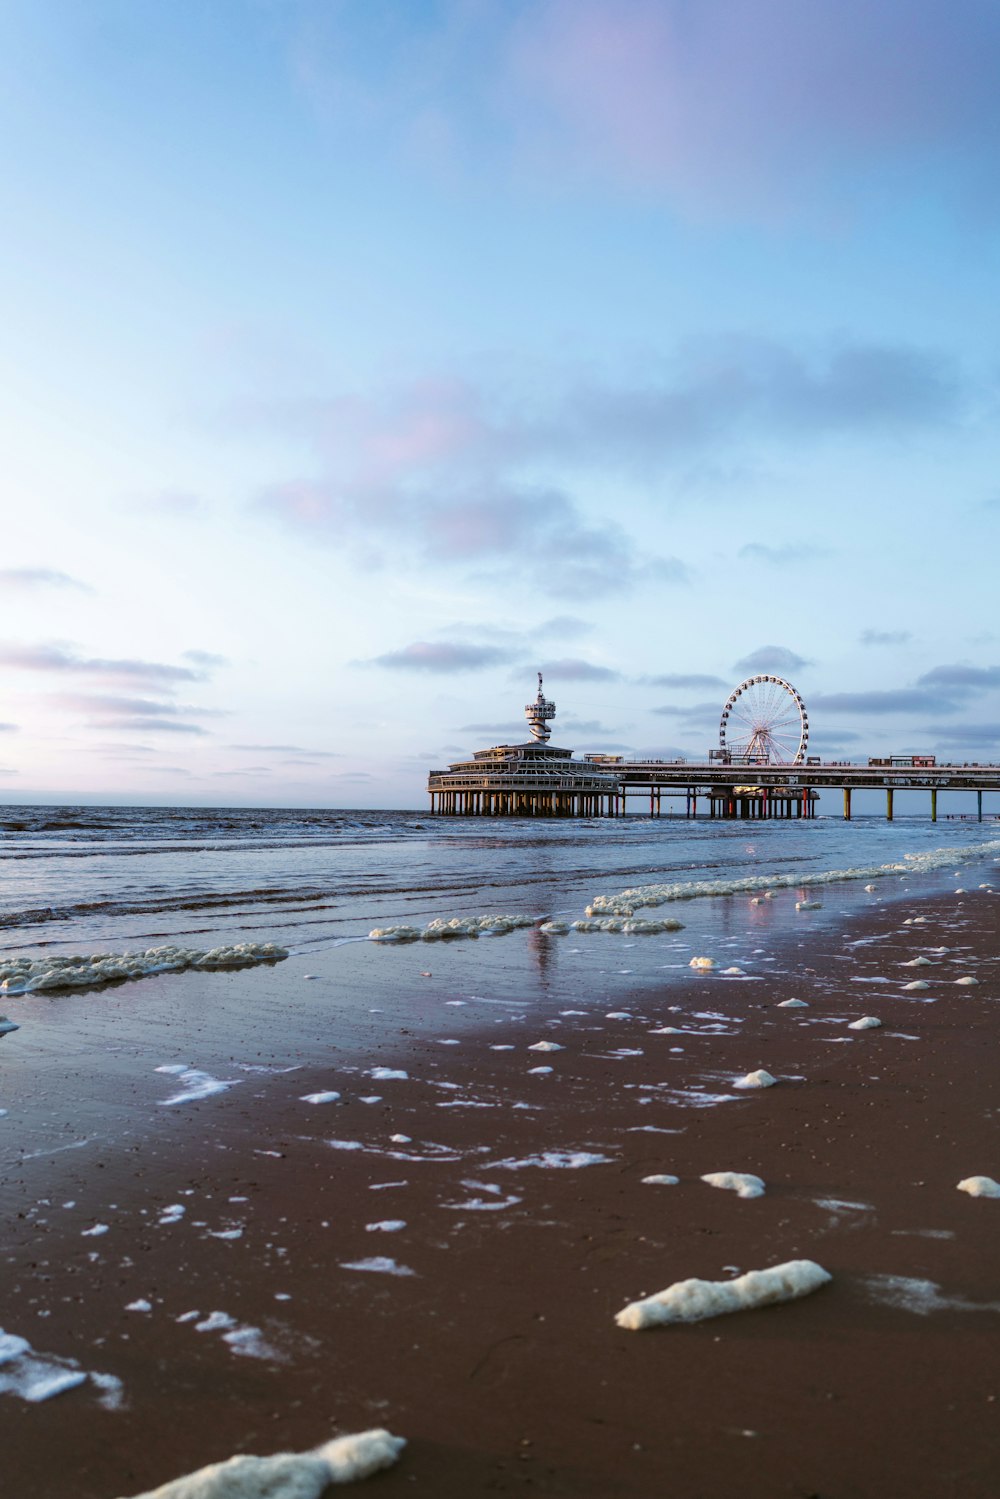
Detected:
left=427, top=675, right=619, bottom=817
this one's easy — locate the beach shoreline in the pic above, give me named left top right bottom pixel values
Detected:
left=2, top=856, right=1000, bottom=1497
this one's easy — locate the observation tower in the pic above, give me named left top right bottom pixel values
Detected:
left=524, top=673, right=557, bottom=742
left=427, top=674, right=618, bottom=817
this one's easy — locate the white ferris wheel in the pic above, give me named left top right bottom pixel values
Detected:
left=719, top=675, right=809, bottom=765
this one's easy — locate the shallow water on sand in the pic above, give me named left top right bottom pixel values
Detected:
left=0, top=804, right=998, bottom=955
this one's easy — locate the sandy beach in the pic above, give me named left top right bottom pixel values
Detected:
left=3, top=866, right=1000, bottom=1498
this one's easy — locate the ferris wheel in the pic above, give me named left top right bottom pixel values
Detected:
left=719, top=676, right=809, bottom=765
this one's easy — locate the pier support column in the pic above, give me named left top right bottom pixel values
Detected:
left=843, top=787, right=851, bottom=821
left=886, top=788, right=894, bottom=822
left=978, top=789, right=983, bottom=822
left=931, top=788, right=937, bottom=823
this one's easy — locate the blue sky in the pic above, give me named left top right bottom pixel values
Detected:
left=1, top=0, right=999, bottom=806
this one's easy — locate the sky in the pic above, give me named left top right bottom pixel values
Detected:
left=1, top=0, right=999, bottom=808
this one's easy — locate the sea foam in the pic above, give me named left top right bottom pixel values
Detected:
left=0, top=943, right=287, bottom=994
left=123, top=1428, right=406, bottom=1497
left=616, top=1260, right=831, bottom=1330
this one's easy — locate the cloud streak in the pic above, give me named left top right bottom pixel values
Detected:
left=0, top=568, right=92, bottom=592
left=370, top=641, right=514, bottom=672
left=0, top=642, right=205, bottom=690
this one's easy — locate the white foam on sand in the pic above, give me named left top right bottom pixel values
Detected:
left=795, top=900, right=822, bottom=910
left=903, top=980, right=930, bottom=991
left=733, top=1069, right=777, bottom=1090
left=777, top=999, right=808, bottom=1008
left=616, top=1260, right=831, bottom=1330
left=528, top=1041, right=563, bottom=1052
left=300, top=1091, right=341, bottom=1105
left=0, top=1328, right=121, bottom=1407
left=365, top=1220, right=406, bottom=1232
left=487, top=1151, right=614, bottom=1171
left=957, top=1176, right=1000, bottom=1197
left=642, top=1174, right=679, bottom=1186
left=848, top=1016, right=882, bottom=1030
left=689, top=957, right=715, bottom=969
left=569, top=916, right=685, bottom=934
left=155, top=1066, right=242, bottom=1107
left=701, top=1172, right=765, bottom=1199
left=863, top=1274, right=1000, bottom=1316
left=955, top=976, right=979, bottom=985
left=369, top=1068, right=408, bottom=1081
left=369, top=913, right=536, bottom=943
left=340, top=1257, right=416, bottom=1277
left=0, top=942, right=287, bottom=993
left=124, top=1428, right=406, bottom=1498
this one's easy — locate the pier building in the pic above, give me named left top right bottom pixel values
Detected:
left=427, top=675, right=619, bottom=817
left=428, top=673, right=1000, bottom=820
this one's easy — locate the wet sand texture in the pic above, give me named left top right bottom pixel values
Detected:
left=3, top=876, right=1000, bottom=1496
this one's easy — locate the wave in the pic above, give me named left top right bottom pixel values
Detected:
left=587, top=838, right=1000, bottom=916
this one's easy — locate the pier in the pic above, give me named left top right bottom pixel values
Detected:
left=428, top=674, right=1000, bottom=819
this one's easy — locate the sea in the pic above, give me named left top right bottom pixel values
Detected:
left=2, top=803, right=998, bottom=962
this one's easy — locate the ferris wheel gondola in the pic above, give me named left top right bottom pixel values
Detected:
left=719, top=675, right=808, bottom=765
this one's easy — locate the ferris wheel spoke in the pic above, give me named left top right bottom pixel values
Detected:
left=719, top=675, right=807, bottom=765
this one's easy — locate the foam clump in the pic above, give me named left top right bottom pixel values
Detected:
left=701, top=1171, right=765, bottom=1199
left=957, top=1176, right=1000, bottom=1198
left=538, top=920, right=570, bottom=935
left=902, top=957, right=932, bottom=967
left=527, top=1041, right=562, bottom=1052
left=368, top=926, right=422, bottom=943
left=720, top=966, right=745, bottom=976
left=123, top=1429, right=406, bottom=1498
left=689, top=957, right=715, bottom=970
left=955, top=976, right=979, bottom=986
left=795, top=900, right=822, bottom=911
left=642, top=1174, right=679, bottom=1186
left=903, top=980, right=930, bottom=991
left=847, top=1017, right=881, bottom=1031
left=585, top=840, right=1000, bottom=918
left=733, top=1069, right=776, bottom=1090
left=570, top=917, right=684, bottom=935
left=0, top=943, right=287, bottom=994
left=777, top=999, right=808, bottom=1009
left=616, top=1259, right=831, bottom=1331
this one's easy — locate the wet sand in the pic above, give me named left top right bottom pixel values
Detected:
left=3, top=871, right=1000, bottom=1497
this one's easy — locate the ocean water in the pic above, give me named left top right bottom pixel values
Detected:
left=1, top=803, right=997, bottom=958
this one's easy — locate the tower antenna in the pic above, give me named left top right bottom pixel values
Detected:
left=525, top=673, right=557, bottom=743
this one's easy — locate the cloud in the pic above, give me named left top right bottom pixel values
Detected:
left=250, top=333, right=957, bottom=599
left=810, top=689, right=957, bottom=715
left=183, top=649, right=229, bottom=668
left=261, top=473, right=687, bottom=600
left=928, top=723, right=1000, bottom=748
left=537, top=657, right=621, bottom=682
left=0, top=722, right=18, bottom=733
left=100, top=719, right=210, bottom=735
left=640, top=673, right=728, bottom=690
left=860, top=629, right=913, bottom=647
left=733, top=646, right=811, bottom=675
left=0, top=642, right=204, bottom=689
left=738, top=543, right=830, bottom=565
left=507, top=0, right=1000, bottom=215
left=916, top=664, right=1000, bottom=691
left=228, top=743, right=340, bottom=757
left=371, top=641, right=514, bottom=672
left=0, top=568, right=92, bottom=592
left=534, top=615, right=593, bottom=639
